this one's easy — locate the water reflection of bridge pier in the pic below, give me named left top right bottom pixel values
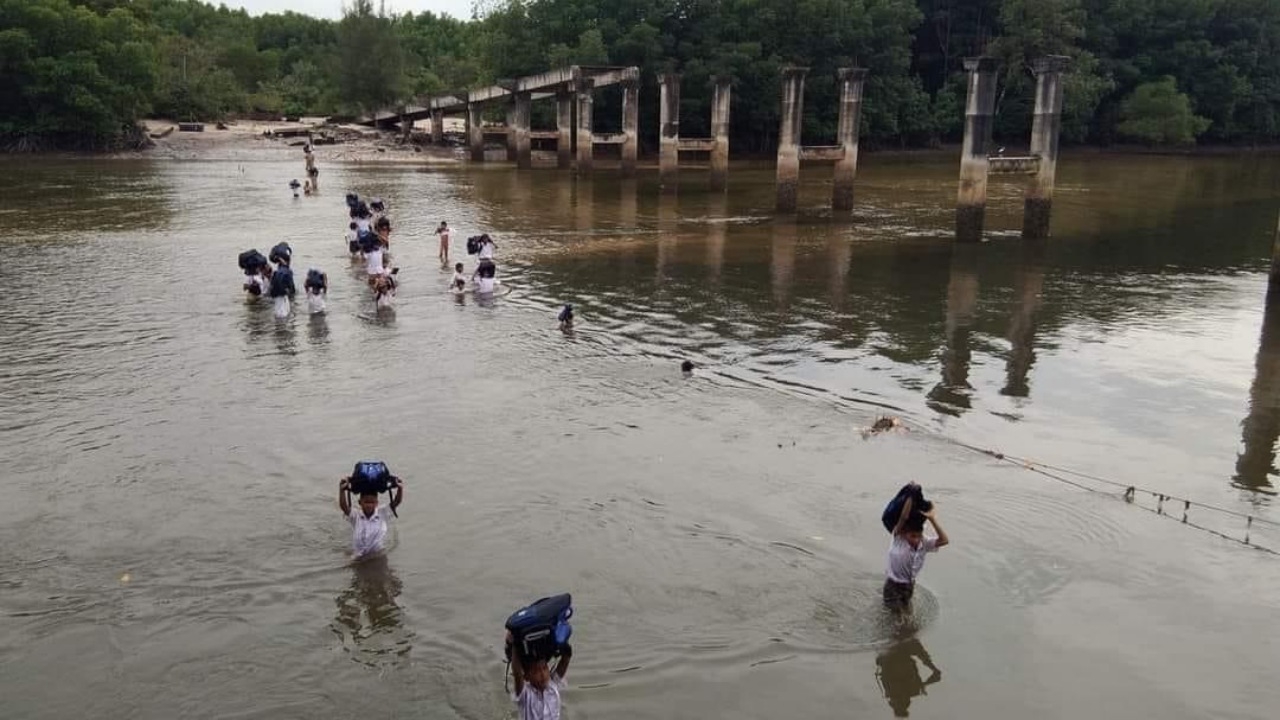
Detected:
left=1002, top=242, right=1046, bottom=398
left=1235, top=291, right=1280, bottom=492
left=927, top=246, right=980, bottom=415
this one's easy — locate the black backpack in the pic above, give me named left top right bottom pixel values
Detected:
left=881, top=483, right=932, bottom=533
left=304, top=269, right=326, bottom=292
left=358, top=229, right=380, bottom=253
left=238, top=249, right=267, bottom=275
left=466, top=235, right=483, bottom=255
left=268, top=266, right=294, bottom=298
left=269, top=242, right=292, bottom=265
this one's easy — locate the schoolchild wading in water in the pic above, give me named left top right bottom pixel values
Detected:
left=884, top=485, right=949, bottom=611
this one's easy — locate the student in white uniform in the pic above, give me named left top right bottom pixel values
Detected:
left=509, top=640, right=571, bottom=720
left=883, top=487, right=949, bottom=611
left=478, top=234, right=496, bottom=261
left=338, top=476, right=404, bottom=559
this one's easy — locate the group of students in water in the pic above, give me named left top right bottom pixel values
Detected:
left=336, top=454, right=947, bottom=719
left=339, top=461, right=573, bottom=718
left=237, top=242, right=328, bottom=318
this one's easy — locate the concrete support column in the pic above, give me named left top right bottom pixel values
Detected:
left=467, top=102, right=483, bottom=162
left=956, top=57, right=1000, bottom=242
left=576, top=79, right=594, bottom=174
left=710, top=77, right=731, bottom=191
left=431, top=110, right=444, bottom=144
left=659, top=73, right=681, bottom=191
left=556, top=92, right=573, bottom=169
left=1023, top=55, right=1070, bottom=239
left=514, top=92, right=532, bottom=169
left=621, top=68, right=640, bottom=177
left=1236, top=292, right=1280, bottom=491
left=832, top=68, right=868, bottom=211
left=775, top=67, right=808, bottom=213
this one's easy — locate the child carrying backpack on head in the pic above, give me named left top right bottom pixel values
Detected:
left=338, top=463, right=404, bottom=559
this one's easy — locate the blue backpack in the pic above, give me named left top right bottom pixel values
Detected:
left=349, top=461, right=393, bottom=495
left=505, top=594, right=573, bottom=662
left=881, top=483, right=932, bottom=533
left=358, top=229, right=380, bottom=253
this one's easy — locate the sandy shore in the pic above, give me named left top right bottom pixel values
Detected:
left=134, top=117, right=469, bottom=164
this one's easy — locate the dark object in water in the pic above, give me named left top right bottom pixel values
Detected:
left=178, top=122, right=204, bottom=133
left=881, top=483, right=933, bottom=533
left=357, top=229, right=380, bottom=253
left=558, top=304, right=574, bottom=324
left=304, top=269, right=327, bottom=293
left=349, top=461, right=395, bottom=495
left=345, top=192, right=359, bottom=210
left=466, top=235, right=483, bottom=255
left=268, top=265, right=295, bottom=298
left=370, top=198, right=385, bottom=213
left=476, top=260, right=496, bottom=279
left=269, top=242, right=292, bottom=265
left=288, top=179, right=301, bottom=190
left=871, top=416, right=900, bottom=432
left=681, top=360, right=695, bottom=373
left=505, top=594, right=573, bottom=662
left=238, top=249, right=268, bottom=276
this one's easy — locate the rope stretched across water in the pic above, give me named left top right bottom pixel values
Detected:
left=928, top=431, right=1280, bottom=555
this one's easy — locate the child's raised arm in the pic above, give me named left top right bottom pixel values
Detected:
left=892, top=494, right=915, bottom=537
left=338, top=478, right=351, bottom=516
left=509, top=636, right=526, bottom=697
left=390, top=477, right=404, bottom=511
left=555, top=643, right=572, bottom=679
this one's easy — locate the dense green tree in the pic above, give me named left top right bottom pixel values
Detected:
left=1116, top=76, right=1211, bottom=145
left=8, top=0, right=1280, bottom=150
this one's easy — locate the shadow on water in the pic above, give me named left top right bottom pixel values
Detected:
left=331, top=554, right=412, bottom=667
left=875, top=634, right=942, bottom=718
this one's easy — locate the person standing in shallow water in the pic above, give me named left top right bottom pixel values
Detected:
left=884, top=486, right=949, bottom=611
left=436, top=221, right=451, bottom=264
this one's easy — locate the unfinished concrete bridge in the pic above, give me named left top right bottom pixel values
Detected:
left=360, top=57, right=1072, bottom=241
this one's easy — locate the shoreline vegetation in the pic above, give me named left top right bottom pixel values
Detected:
left=6, top=0, right=1280, bottom=155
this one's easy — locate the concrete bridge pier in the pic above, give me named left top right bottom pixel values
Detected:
left=956, top=57, right=1000, bottom=242
left=576, top=79, right=594, bottom=174
left=467, top=103, right=483, bottom=162
left=659, top=74, right=681, bottom=191
left=556, top=92, right=573, bottom=169
left=710, top=77, right=731, bottom=191
left=514, top=92, right=532, bottom=169
left=1023, top=56, right=1070, bottom=239
left=775, top=67, right=809, bottom=213
left=621, top=69, right=640, bottom=177
left=431, top=110, right=444, bottom=144
left=832, top=68, right=868, bottom=211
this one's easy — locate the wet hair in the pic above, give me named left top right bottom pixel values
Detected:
left=375, top=217, right=391, bottom=231
left=681, top=360, right=695, bottom=373
left=902, top=514, right=926, bottom=534
left=349, top=222, right=358, bottom=230
left=455, top=262, right=463, bottom=272
left=359, top=492, right=378, bottom=502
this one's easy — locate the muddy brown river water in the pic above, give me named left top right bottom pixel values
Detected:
left=0, top=152, right=1277, bottom=719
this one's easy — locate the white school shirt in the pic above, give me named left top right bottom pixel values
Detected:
left=366, top=248, right=385, bottom=276
left=356, top=217, right=371, bottom=233
left=476, top=276, right=496, bottom=294
left=479, top=240, right=494, bottom=260
left=348, top=505, right=393, bottom=557
left=885, top=535, right=938, bottom=585
left=450, top=271, right=466, bottom=288
left=514, top=675, right=566, bottom=720
left=345, top=229, right=357, bottom=246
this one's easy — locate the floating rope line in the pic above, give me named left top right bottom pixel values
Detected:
left=934, top=435, right=1280, bottom=555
